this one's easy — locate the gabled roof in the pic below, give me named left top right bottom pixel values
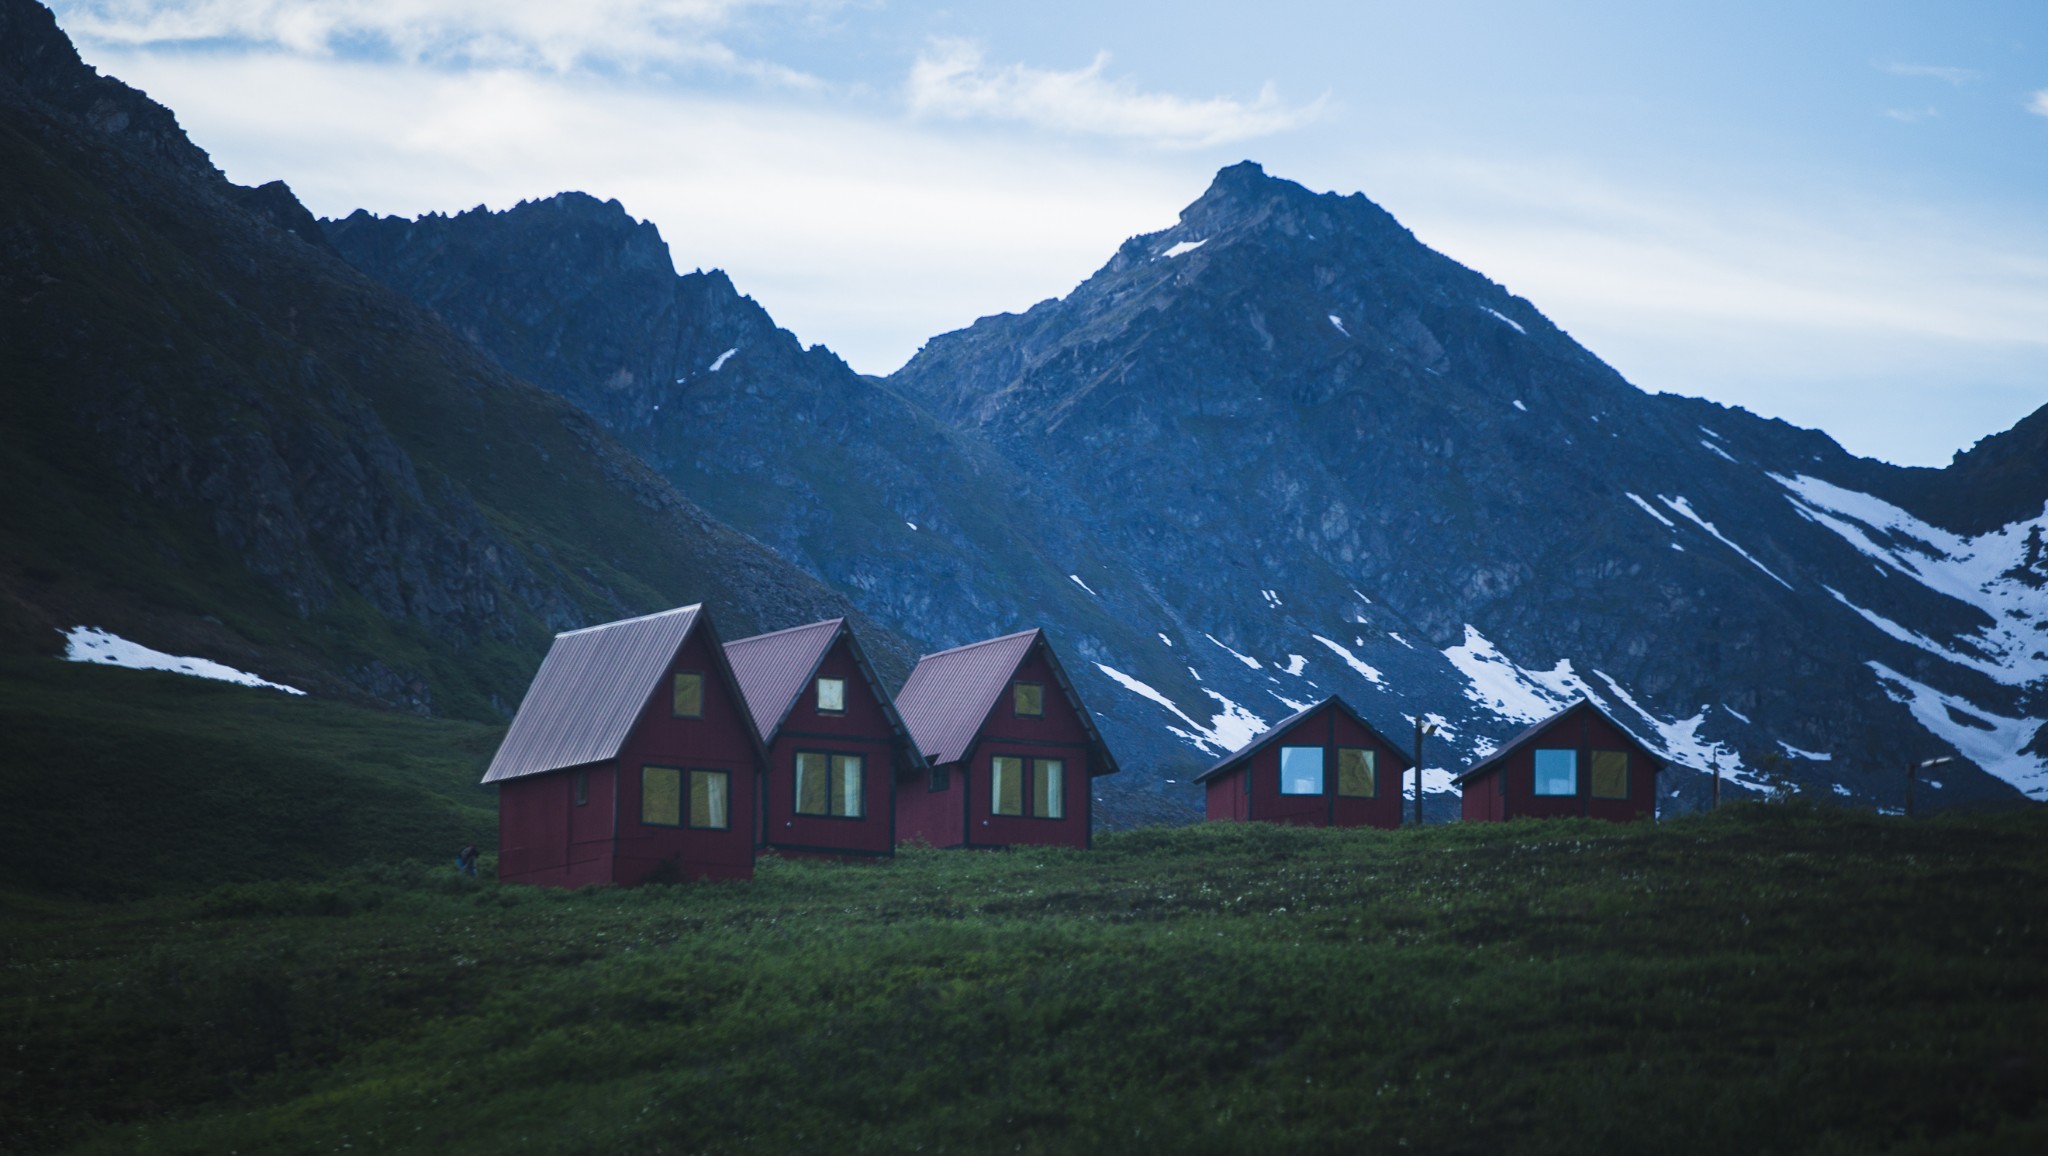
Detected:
left=481, top=604, right=764, bottom=785
left=1192, top=696, right=1415, bottom=784
left=894, top=628, right=1120, bottom=776
left=723, top=618, right=926, bottom=769
left=1450, top=697, right=1667, bottom=784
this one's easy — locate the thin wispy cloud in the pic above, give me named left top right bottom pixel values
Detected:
left=1879, top=62, right=1980, bottom=86
left=2030, top=90, right=2048, bottom=118
left=1885, top=107, right=1938, bottom=124
left=906, top=38, right=1324, bottom=149
left=55, top=0, right=819, bottom=80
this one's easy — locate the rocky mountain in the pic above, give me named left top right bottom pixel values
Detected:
left=328, top=162, right=2048, bottom=821
left=0, top=0, right=911, bottom=723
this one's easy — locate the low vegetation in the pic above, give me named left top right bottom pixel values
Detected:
left=4, top=783, right=2043, bottom=1153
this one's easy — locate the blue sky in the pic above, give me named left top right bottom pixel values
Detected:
left=48, top=1, right=2048, bottom=466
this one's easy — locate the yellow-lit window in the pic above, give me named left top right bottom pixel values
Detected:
left=1337, top=748, right=1376, bottom=797
left=672, top=672, right=704, bottom=718
left=1013, top=682, right=1044, bottom=717
left=817, top=677, right=846, bottom=714
left=795, top=752, right=829, bottom=815
left=831, top=754, right=864, bottom=818
left=1032, top=758, right=1064, bottom=819
left=1591, top=750, right=1629, bottom=799
left=992, top=755, right=1025, bottom=815
left=642, top=766, right=681, bottom=826
left=689, top=770, right=729, bottom=829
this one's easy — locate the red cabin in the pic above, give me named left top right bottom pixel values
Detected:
left=482, top=604, right=767, bottom=887
left=724, top=618, right=925, bottom=860
left=893, top=629, right=1118, bottom=850
left=1195, top=696, right=1414, bottom=828
left=1452, top=698, right=1664, bottom=823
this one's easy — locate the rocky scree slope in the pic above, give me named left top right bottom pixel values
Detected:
left=329, top=160, right=2048, bottom=818
left=0, top=0, right=910, bottom=722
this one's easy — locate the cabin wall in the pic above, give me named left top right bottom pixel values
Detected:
left=1205, top=769, right=1248, bottom=821
left=613, top=626, right=761, bottom=882
left=1231, top=704, right=1406, bottom=829
left=896, top=761, right=966, bottom=848
left=964, top=646, right=1095, bottom=849
left=1459, top=769, right=1504, bottom=822
left=497, top=764, right=616, bottom=888
left=763, top=636, right=898, bottom=858
left=1485, top=710, right=1657, bottom=823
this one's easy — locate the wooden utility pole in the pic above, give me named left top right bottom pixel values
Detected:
left=1412, top=718, right=1436, bottom=826
left=1709, top=755, right=1720, bottom=812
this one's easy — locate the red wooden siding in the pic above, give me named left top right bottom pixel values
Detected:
left=896, top=760, right=966, bottom=848
left=498, top=764, right=618, bottom=887
left=1455, top=702, right=1659, bottom=824
left=1200, top=701, right=1407, bottom=829
left=761, top=634, right=899, bottom=858
left=963, top=645, right=1094, bottom=849
left=611, top=624, right=761, bottom=882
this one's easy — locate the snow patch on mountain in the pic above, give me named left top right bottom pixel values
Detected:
left=1589, top=670, right=1763, bottom=788
left=1778, top=742, right=1833, bottom=761
left=1206, top=633, right=1262, bottom=669
left=1481, top=305, right=1526, bottom=335
left=1096, top=662, right=1267, bottom=755
left=1161, top=238, right=1208, bottom=259
left=1069, top=574, right=1097, bottom=596
left=1777, top=474, right=2048, bottom=687
left=1701, top=439, right=1739, bottom=463
left=1869, top=661, right=2048, bottom=799
left=62, top=626, right=304, bottom=695
left=1626, top=492, right=1677, bottom=530
left=1312, top=635, right=1383, bottom=685
left=1328, top=314, right=1348, bottom=336
left=1279, top=653, right=1308, bottom=676
left=1441, top=625, right=1589, bottom=723
left=707, top=347, right=737, bottom=372
left=1661, top=495, right=1794, bottom=589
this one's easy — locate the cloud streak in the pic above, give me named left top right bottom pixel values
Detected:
left=54, top=0, right=815, bottom=79
left=1879, top=62, right=1979, bottom=86
left=907, top=38, right=1324, bottom=149
left=2030, top=90, right=2048, bottom=118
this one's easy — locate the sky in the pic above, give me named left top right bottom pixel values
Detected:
left=46, top=0, right=2048, bottom=466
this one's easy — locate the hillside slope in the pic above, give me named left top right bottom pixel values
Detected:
left=0, top=0, right=911, bottom=724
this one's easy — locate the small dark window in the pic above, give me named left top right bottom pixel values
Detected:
left=573, top=769, right=588, bottom=806
left=1013, top=681, right=1044, bottom=718
left=816, top=677, right=846, bottom=714
left=929, top=765, right=950, bottom=793
left=672, top=672, right=704, bottom=718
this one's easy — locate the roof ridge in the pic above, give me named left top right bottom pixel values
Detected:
left=554, top=603, right=702, bottom=638
left=725, top=617, right=844, bottom=649
left=916, top=627, right=1039, bottom=662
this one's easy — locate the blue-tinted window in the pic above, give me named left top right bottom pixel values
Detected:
left=1280, top=746, right=1324, bottom=795
left=1533, top=748, right=1577, bottom=796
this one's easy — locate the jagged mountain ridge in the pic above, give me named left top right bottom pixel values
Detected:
left=327, top=159, right=2048, bottom=817
left=0, top=0, right=912, bottom=721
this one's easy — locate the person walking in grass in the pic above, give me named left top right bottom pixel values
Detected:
left=456, top=844, right=479, bottom=877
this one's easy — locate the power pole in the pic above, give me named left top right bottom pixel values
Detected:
left=1709, top=754, right=1720, bottom=812
left=1412, top=718, right=1437, bottom=826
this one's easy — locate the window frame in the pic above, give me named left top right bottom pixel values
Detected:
left=991, top=755, right=1026, bottom=816
left=1012, top=681, right=1045, bottom=719
left=1336, top=747, right=1377, bottom=798
left=671, top=671, right=705, bottom=719
left=1031, top=757, right=1065, bottom=820
left=573, top=768, right=589, bottom=807
left=792, top=749, right=866, bottom=819
left=815, top=676, right=847, bottom=716
left=1590, top=749, right=1630, bottom=800
left=1532, top=748, right=1578, bottom=797
left=641, top=765, right=683, bottom=827
left=1279, top=745, right=1325, bottom=796
left=688, top=769, right=731, bottom=830
left=929, top=764, right=951, bottom=793
left=989, top=754, right=1069, bottom=820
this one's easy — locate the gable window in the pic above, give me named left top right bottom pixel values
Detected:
left=689, top=770, right=730, bottom=829
left=1280, top=746, right=1324, bottom=795
left=816, top=677, right=846, bottom=714
left=1013, top=681, right=1044, bottom=718
left=642, top=766, right=682, bottom=826
left=671, top=672, right=704, bottom=718
left=1533, top=749, right=1577, bottom=796
left=929, top=765, right=950, bottom=793
left=1591, top=750, right=1629, bottom=799
left=573, top=769, right=589, bottom=807
left=795, top=752, right=864, bottom=818
left=1337, top=747, right=1376, bottom=797
left=1032, top=758, right=1064, bottom=819
left=992, top=755, right=1025, bottom=815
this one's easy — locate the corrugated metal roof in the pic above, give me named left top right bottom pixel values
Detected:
left=1192, top=696, right=1414, bottom=784
left=481, top=604, right=715, bottom=785
left=1449, top=698, right=1667, bottom=784
left=894, top=628, right=1119, bottom=776
left=722, top=619, right=926, bottom=768
left=724, top=618, right=843, bottom=742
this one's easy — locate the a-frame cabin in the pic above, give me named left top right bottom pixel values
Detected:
left=1452, top=698, right=1664, bottom=823
left=1195, top=696, right=1413, bottom=828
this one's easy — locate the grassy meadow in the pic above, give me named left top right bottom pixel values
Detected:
left=4, top=711, right=2045, bottom=1156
